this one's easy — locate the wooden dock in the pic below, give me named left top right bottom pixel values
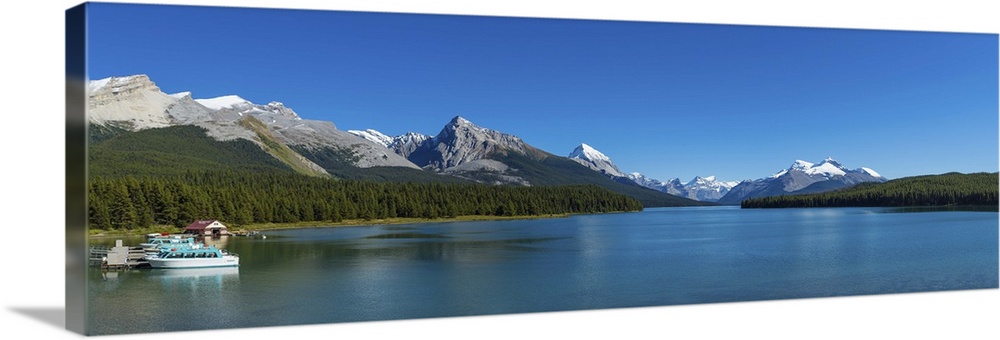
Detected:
left=89, top=240, right=150, bottom=269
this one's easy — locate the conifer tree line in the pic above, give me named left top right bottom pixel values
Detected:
left=741, top=172, right=998, bottom=209
left=87, top=171, right=643, bottom=230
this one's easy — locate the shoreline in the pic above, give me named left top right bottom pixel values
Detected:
left=240, top=213, right=574, bottom=231
left=87, top=213, right=574, bottom=238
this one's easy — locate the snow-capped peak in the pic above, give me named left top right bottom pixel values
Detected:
left=195, top=95, right=253, bottom=110
left=452, top=116, right=472, bottom=126
left=441, top=116, right=490, bottom=135
left=777, top=157, right=865, bottom=178
left=88, top=77, right=113, bottom=92
left=817, top=157, right=845, bottom=168
left=88, top=75, right=147, bottom=93
left=569, top=143, right=612, bottom=163
left=805, top=161, right=847, bottom=177
left=684, top=176, right=739, bottom=190
left=568, top=143, right=625, bottom=178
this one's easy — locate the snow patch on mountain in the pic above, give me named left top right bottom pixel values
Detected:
left=348, top=129, right=394, bottom=147
left=196, top=95, right=253, bottom=110
left=347, top=129, right=434, bottom=159
left=168, top=91, right=192, bottom=100
left=859, top=167, right=883, bottom=178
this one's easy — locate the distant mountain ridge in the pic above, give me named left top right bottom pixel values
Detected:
left=557, top=144, right=882, bottom=204
left=628, top=173, right=686, bottom=196
left=563, top=143, right=737, bottom=202
left=682, top=176, right=741, bottom=202
left=716, top=158, right=887, bottom=205
left=626, top=172, right=738, bottom=202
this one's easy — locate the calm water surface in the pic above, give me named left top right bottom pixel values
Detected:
left=88, top=206, right=999, bottom=335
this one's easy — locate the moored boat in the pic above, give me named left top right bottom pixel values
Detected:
left=139, top=235, right=198, bottom=255
left=146, top=244, right=239, bottom=269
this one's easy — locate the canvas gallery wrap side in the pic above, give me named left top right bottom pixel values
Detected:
left=65, top=1, right=999, bottom=336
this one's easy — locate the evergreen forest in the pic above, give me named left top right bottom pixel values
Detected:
left=88, top=171, right=644, bottom=230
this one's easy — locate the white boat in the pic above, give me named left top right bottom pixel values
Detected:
left=146, top=244, right=239, bottom=268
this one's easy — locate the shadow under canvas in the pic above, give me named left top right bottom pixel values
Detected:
left=10, top=307, right=66, bottom=330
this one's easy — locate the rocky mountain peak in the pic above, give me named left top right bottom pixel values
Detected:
left=264, top=102, right=301, bottom=120
left=409, top=116, right=533, bottom=171
left=88, top=75, right=160, bottom=105
left=449, top=115, right=472, bottom=127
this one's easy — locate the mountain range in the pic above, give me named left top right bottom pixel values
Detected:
left=564, top=143, right=738, bottom=202
left=554, top=140, right=885, bottom=204
left=87, top=74, right=887, bottom=206
left=87, top=74, right=704, bottom=207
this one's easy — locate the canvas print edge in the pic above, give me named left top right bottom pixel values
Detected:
left=58, top=0, right=999, bottom=338
left=65, top=2, right=88, bottom=335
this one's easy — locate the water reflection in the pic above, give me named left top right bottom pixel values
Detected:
left=201, top=235, right=230, bottom=249
left=239, top=227, right=566, bottom=267
left=364, top=232, right=450, bottom=239
left=148, top=267, right=240, bottom=291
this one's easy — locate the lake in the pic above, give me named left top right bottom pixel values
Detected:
left=87, top=206, right=999, bottom=335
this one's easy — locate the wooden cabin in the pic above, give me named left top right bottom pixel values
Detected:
left=182, top=220, right=230, bottom=237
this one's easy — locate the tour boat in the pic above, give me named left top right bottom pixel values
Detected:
left=139, top=235, right=197, bottom=255
left=146, top=244, right=239, bottom=268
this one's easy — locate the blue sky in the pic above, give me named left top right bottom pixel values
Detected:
left=86, top=3, right=998, bottom=182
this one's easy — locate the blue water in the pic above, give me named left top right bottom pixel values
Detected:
left=87, top=206, right=999, bottom=335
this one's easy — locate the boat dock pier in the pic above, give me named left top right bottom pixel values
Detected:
left=89, top=240, right=150, bottom=269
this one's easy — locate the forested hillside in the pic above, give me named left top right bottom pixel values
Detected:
left=88, top=125, right=295, bottom=177
left=741, top=172, right=998, bottom=209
